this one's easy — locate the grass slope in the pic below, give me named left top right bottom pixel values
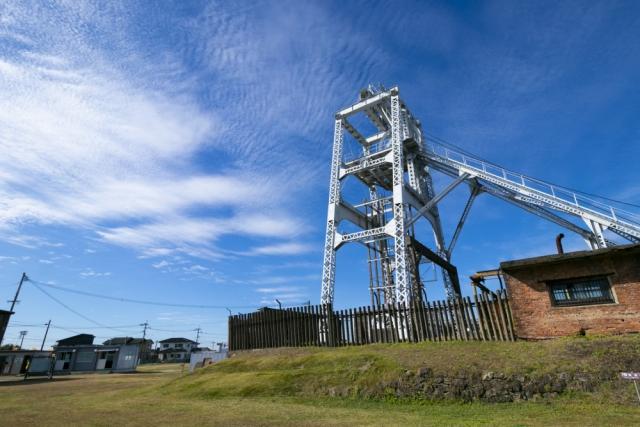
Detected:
left=163, top=335, right=640, bottom=401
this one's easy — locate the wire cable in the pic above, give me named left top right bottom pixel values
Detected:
left=10, top=282, right=224, bottom=341
left=28, top=278, right=262, bottom=310
left=30, top=281, right=106, bottom=327
left=30, top=281, right=138, bottom=334
left=6, top=323, right=48, bottom=328
left=148, top=327, right=199, bottom=333
left=52, top=324, right=143, bottom=330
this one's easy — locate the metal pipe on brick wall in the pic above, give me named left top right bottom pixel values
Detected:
left=556, top=233, right=565, bottom=255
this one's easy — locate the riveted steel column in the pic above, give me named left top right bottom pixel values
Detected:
left=390, top=90, right=411, bottom=304
left=321, top=117, right=344, bottom=305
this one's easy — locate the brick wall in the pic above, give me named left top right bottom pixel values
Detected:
left=502, top=246, right=640, bottom=339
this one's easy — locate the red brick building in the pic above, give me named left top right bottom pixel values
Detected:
left=500, top=244, right=640, bottom=339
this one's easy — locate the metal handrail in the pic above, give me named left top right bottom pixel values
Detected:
left=424, top=139, right=640, bottom=227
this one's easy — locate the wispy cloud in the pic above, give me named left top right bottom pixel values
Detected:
left=79, top=268, right=111, bottom=278
left=239, top=242, right=316, bottom=256
left=256, top=285, right=310, bottom=305
left=152, top=260, right=170, bottom=270
left=0, top=1, right=312, bottom=264
left=236, top=274, right=319, bottom=286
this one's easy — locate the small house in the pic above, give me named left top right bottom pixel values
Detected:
left=501, top=243, right=640, bottom=339
left=157, top=338, right=197, bottom=362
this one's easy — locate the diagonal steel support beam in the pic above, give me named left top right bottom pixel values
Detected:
left=479, top=183, right=599, bottom=245
left=342, top=117, right=368, bottom=146
left=406, top=173, right=470, bottom=229
left=446, top=184, right=480, bottom=258
left=409, top=236, right=461, bottom=296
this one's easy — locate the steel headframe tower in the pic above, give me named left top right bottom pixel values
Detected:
left=321, top=86, right=462, bottom=306
left=321, top=86, right=640, bottom=307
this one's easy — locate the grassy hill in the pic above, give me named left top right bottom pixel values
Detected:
left=162, top=334, right=640, bottom=404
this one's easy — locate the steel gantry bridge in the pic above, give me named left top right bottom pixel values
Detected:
left=320, top=86, right=640, bottom=306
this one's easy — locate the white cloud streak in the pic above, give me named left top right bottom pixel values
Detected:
left=0, top=1, right=311, bottom=262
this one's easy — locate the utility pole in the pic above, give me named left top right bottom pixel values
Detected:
left=8, top=272, right=28, bottom=313
left=194, top=327, right=201, bottom=348
left=19, top=330, right=27, bottom=349
left=40, top=320, right=51, bottom=351
left=139, top=321, right=149, bottom=363
left=141, top=321, right=149, bottom=340
left=0, top=273, right=27, bottom=347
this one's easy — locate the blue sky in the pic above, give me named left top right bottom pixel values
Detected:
left=0, top=0, right=638, bottom=349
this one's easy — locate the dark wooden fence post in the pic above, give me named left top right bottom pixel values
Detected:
left=502, top=290, right=516, bottom=341
left=228, top=293, right=517, bottom=350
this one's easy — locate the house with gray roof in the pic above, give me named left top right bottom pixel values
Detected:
left=157, top=337, right=197, bottom=362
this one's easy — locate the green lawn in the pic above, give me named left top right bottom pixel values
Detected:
left=2, top=336, right=640, bottom=426
left=0, top=368, right=638, bottom=426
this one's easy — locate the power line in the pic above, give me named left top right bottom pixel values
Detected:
left=52, top=324, right=143, bottom=330
left=30, top=281, right=136, bottom=334
left=146, top=326, right=225, bottom=339
left=14, top=275, right=230, bottom=340
left=6, top=323, right=48, bottom=328
left=148, top=326, right=198, bottom=333
left=31, top=281, right=105, bottom=327
left=28, top=279, right=261, bottom=310
left=9, top=322, right=224, bottom=338
left=51, top=325, right=113, bottom=340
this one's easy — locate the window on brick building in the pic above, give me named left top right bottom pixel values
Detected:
left=548, top=276, right=614, bottom=306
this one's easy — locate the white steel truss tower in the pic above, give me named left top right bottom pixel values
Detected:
left=320, top=86, right=640, bottom=306
left=321, top=86, right=461, bottom=306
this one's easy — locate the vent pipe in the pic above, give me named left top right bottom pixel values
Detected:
left=556, top=233, right=565, bottom=255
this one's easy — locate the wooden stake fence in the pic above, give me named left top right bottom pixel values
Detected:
left=228, top=290, right=514, bottom=350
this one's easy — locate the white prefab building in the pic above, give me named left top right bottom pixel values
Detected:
left=53, top=344, right=139, bottom=372
left=52, top=334, right=139, bottom=373
left=0, top=350, right=51, bottom=376
left=158, top=338, right=197, bottom=362
left=189, top=348, right=228, bottom=373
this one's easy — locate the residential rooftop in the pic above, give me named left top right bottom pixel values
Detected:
left=159, top=337, right=197, bottom=343
left=102, top=337, right=153, bottom=345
